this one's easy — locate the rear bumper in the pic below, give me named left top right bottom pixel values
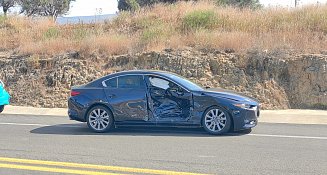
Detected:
left=232, top=107, right=259, bottom=131
left=68, top=98, right=86, bottom=122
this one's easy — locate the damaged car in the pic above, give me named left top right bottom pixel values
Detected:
left=68, top=70, right=260, bottom=135
left=0, top=80, right=10, bottom=113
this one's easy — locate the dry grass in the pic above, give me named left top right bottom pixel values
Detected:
left=1, top=0, right=327, bottom=56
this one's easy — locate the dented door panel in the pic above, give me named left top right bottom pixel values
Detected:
left=104, top=88, right=149, bottom=121
left=145, top=75, right=193, bottom=122
left=103, top=75, right=149, bottom=121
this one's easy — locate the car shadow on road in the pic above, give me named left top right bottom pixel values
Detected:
left=30, top=124, right=252, bottom=137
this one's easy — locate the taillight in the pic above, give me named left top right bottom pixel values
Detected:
left=71, top=91, right=80, bottom=96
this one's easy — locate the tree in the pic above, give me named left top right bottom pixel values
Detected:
left=136, top=0, right=158, bottom=7
left=20, top=0, right=73, bottom=19
left=118, top=0, right=180, bottom=11
left=0, top=0, right=16, bottom=15
left=118, top=0, right=262, bottom=12
left=216, top=0, right=262, bottom=9
left=118, top=0, right=140, bottom=12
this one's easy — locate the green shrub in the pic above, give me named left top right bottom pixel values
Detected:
left=138, top=17, right=169, bottom=43
left=312, top=103, right=327, bottom=110
left=73, top=28, right=90, bottom=40
left=141, top=25, right=165, bottom=43
left=182, top=10, right=218, bottom=31
left=43, top=27, right=60, bottom=39
left=111, top=11, right=130, bottom=26
left=0, top=15, right=6, bottom=22
left=134, top=16, right=163, bottom=29
left=0, top=15, right=7, bottom=27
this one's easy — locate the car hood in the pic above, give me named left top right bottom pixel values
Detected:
left=202, top=88, right=258, bottom=104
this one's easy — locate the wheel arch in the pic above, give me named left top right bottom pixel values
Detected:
left=84, top=103, right=115, bottom=121
left=201, top=104, right=234, bottom=132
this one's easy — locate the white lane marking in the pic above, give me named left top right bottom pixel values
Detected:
left=0, top=123, right=50, bottom=127
left=248, top=134, right=327, bottom=140
left=0, top=123, right=82, bottom=128
left=198, top=155, right=216, bottom=158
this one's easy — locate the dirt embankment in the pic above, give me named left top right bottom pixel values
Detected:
left=0, top=49, right=326, bottom=110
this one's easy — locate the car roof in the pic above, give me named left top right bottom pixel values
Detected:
left=88, top=70, right=177, bottom=87
left=104, top=70, right=176, bottom=78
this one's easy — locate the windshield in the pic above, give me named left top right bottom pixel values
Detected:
left=164, top=74, right=203, bottom=91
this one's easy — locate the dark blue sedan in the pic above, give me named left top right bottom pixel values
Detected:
left=68, top=70, right=259, bottom=135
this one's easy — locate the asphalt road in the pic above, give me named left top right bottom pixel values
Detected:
left=0, top=114, right=326, bottom=175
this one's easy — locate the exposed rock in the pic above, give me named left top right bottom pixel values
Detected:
left=0, top=49, right=326, bottom=110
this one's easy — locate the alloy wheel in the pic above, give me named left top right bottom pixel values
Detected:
left=88, top=108, right=111, bottom=131
left=204, top=108, right=227, bottom=132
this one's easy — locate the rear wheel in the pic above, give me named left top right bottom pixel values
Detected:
left=202, top=106, right=231, bottom=135
left=86, top=106, right=114, bottom=133
left=0, top=105, right=4, bottom=113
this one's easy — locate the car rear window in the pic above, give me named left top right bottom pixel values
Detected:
left=118, top=75, right=145, bottom=89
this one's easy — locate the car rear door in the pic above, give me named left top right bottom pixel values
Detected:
left=102, top=75, right=149, bottom=121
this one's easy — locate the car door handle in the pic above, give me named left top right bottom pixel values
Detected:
left=107, top=94, right=116, bottom=98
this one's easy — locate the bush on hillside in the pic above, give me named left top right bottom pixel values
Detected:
left=118, top=0, right=262, bottom=11
left=216, top=0, right=262, bottom=9
left=182, top=10, right=218, bottom=31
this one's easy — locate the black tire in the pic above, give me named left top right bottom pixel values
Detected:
left=0, top=105, right=4, bottom=113
left=202, top=106, right=231, bottom=135
left=86, top=105, right=114, bottom=133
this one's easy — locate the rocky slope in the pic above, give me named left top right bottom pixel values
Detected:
left=0, top=49, right=326, bottom=110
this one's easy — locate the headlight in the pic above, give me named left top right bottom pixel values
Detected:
left=233, top=103, right=251, bottom=109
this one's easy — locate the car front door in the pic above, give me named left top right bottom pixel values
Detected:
left=103, top=75, right=149, bottom=121
left=145, top=75, right=193, bottom=122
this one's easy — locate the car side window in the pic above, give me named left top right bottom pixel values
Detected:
left=149, top=77, right=170, bottom=90
left=149, top=76, right=182, bottom=91
left=104, top=78, right=117, bottom=88
left=118, top=75, right=145, bottom=89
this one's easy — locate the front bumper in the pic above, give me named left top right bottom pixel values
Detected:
left=231, top=106, right=259, bottom=131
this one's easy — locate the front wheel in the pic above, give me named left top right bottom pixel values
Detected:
left=86, top=106, right=114, bottom=133
left=202, top=106, right=231, bottom=135
left=0, top=105, right=4, bottom=113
